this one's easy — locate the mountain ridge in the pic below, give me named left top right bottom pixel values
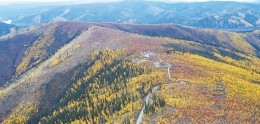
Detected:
left=0, top=22, right=17, bottom=36
left=0, top=1, right=260, bottom=122
left=0, top=21, right=259, bottom=123
left=0, top=21, right=260, bottom=87
left=1, top=1, right=260, bottom=30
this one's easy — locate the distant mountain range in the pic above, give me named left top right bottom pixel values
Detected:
left=1, top=1, right=260, bottom=30
left=0, top=22, right=17, bottom=36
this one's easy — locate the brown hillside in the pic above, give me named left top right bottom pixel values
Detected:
left=0, top=21, right=259, bottom=123
left=0, top=25, right=164, bottom=121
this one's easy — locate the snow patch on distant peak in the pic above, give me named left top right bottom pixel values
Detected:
left=148, top=6, right=164, bottom=16
left=60, top=8, right=71, bottom=17
left=0, top=17, right=13, bottom=24
left=246, top=9, right=253, bottom=15
left=53, top=16, right=67, bottom=22
left=53, top=8, right=70, bottom=22
left=214, top=15, right=221, bottom=20
left=228, top=16, right=253, bottom=27
left=228, top=16, right=239, bottom=24
left=238, top=12, right=245, bottom=18
left=256, top=18, right=260, bottom=25
left=74, top=14, right=86, bottom=21
left=121, top=8, right=133, bottom=17
left=2, top=19, right=12, bottom=24
left=123, top=18, right=138, bottom=23
left=33, top=15, right=41, bottom=24
left=240, top=19, right=253, bottom=27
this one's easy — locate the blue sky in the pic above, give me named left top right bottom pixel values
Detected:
left=0, top=0, right=259, bottom=4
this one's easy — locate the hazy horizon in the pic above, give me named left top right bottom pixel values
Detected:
left=0, top=0, right=259, bottom=5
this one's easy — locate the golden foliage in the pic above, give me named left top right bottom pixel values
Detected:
left=36, top=49, right=165, bottom=123
left=15, top=27, right=56, bottom=75
left=230, top=33, right=255, bottom=54
left=148, top=51, right=260, bottom=123
left=3, top=102, right=38, bottom=124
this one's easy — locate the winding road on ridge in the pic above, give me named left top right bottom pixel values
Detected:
left=136, top=86, right=159, bottom=124
left=136, top=65, right=172, bottom=124
left=168, top=67, right=171, bottom=80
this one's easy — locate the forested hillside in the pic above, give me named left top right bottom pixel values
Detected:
left=0, top=22, right=259, bottom=123
left=1, top=21, right=260, bottom=87
left=4, top=49, right=159, bottom=123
